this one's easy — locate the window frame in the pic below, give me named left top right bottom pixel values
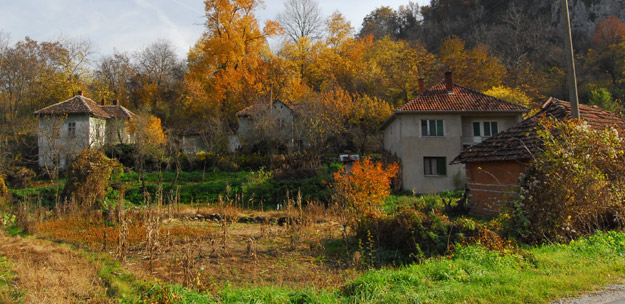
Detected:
left=472, top=121, right=499, bottom=137
left=421, top=119, right=444, bottom=137
left=424, top=157, right=447, bottom=176
left=67, top=121, right=76, bottom=137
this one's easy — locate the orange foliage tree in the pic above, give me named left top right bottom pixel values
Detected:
left=332, top=158, right=399, bottom=219
left=184, top=0, right=282, bottom=128
left=591, top=16, right=625, bottom=50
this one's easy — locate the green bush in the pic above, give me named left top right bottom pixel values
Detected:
left=504, top=119, right=625, bottom=244
left=355, top=207, right=480, bottom=263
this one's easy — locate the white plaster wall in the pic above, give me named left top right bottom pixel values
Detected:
left=38, top=114, right=91, bottom=169
left=383, top=112, right=524, bottom=194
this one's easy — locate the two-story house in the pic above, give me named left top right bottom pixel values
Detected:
left=381, top=72, right=529, bottom=193
left=33, top=92, right=136, bottom=169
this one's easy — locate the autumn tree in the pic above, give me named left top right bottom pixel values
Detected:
left=277, top=0, right=324, bottom=42
left=484, top=86, right=534, bottom=112
left=363, top=37, right=436, bottom=105
left=348, top=95, right=393, bottom=154
left=438, top=36, right=505, bottom=91
left=94, top=52, right=135, bottom=107
left=134, top=40, right=185, bottom=122
left=184, top=0, right=281, bottom=130
left=296, top=89, right=353, bottom=155
left=591, top=16, right=625, bottom=51
left=127, top=114, right=166, bottom=191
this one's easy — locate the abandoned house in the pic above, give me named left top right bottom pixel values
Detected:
left=33, top=92, right=136, bottom=169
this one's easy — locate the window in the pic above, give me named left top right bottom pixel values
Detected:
left=421, top=119, right=444, bottom=137
left=424, top=157, right=447, bottom=176
left=472, top=121, right=498, bottom=137
left=68, top=122, right=76, bottom=137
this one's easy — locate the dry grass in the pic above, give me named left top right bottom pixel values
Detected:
left=34, top=202, right=358, bottom=293
left=0, top=231, right=111, bottom=303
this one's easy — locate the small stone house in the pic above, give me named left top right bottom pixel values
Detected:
left=33, top=92, right=136, bottom=169
left=452, top=98, right=625, bottom=216
left=380, top=72, right=529, bottom=194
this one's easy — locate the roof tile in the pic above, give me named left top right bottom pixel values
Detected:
left=397, top=81, right=529, bottom=113
left=452, top=98, right=625, bottom=164
left=33, top=96, right=111, bottom=118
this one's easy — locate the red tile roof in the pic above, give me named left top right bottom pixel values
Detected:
left=397, top=81, right=529, bottom=113
left=102, top=105, right=137, bottom=120
left=33, top=96, right=111, bottom=119
left=452, top=98, right=625, bottom=164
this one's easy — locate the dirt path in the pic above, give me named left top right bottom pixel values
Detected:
left=552, top=281, right=625, bottom=304
left=0, top=231, right=112, bottom=304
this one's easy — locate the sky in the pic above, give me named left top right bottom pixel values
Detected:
left=0, top=0, right=429, bottom=59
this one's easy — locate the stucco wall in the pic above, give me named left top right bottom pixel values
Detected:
left=466, top=161, right=528, bottom=216
left=38, top=114, right=95, bottom=169
left=383, top=112, right=523, bottom=194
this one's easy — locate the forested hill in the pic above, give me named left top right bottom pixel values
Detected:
left=360, top=0, right=625, bottom=110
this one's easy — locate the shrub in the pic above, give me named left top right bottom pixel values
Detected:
left=62, top=149, right=121, bottom=208
left=355, top=206, right=481, bottom=264
left=505, top=119, right=625, bottom=243
left=332, top=158, right=399, bottom=219
left=5, top=166, right=35, bottom=189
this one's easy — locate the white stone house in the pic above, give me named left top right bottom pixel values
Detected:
left=33, top=92, right=136, bottom=169
left=380, top=72, right=529, bottom=194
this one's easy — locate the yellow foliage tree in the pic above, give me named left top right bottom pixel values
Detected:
left=439, top=36, right=505, bottom=91
left=485, top=85, right=536, bottom=115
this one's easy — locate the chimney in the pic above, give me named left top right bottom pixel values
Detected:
left=444, top=71, right=453, bottom=94
left=112, top=99, right=118, bottom=106
left=77, top=90, right=83, bottom=96
left=418, top=78, right=426, bottom=94
left=101, top=98, right=106, bottom=106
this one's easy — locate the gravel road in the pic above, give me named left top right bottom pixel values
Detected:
left=552, top=281, right=625, bottom=304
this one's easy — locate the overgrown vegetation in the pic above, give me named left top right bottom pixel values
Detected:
left=504, top=119, right=625, bottom=244
left=62, top=149, right=121, bottom=208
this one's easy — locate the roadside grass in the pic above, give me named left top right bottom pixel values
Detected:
left=341, top=230, right=625, bottom=303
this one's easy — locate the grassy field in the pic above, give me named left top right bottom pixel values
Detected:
left=3, top=168, right=625, bottom=303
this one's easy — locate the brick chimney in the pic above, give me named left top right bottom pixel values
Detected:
left=444, top=71, right=453, bottom=94
left=77, top=90, right=83, bottom=96
left=418, top=78, right=426, bottom=94
left=101, top=98, right=106, bottom=106
left=112, top=99, right=118, bottom=106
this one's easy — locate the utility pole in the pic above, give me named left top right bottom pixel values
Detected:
left=561, top=0, right=580, bottom=118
